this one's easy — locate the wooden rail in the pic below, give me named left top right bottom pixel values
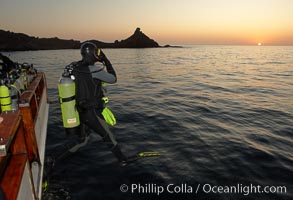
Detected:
left=19, top=72, right=47, bottom=162
left=0, top=72, right=47, bottom=200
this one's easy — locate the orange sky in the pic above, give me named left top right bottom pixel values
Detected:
left=0, top=0, right=292, bottom=45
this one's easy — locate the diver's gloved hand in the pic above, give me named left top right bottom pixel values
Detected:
left=97, top=49, right=108, bottom=63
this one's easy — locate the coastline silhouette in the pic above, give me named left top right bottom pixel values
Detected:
left=0, top=27, right=179, bottom=51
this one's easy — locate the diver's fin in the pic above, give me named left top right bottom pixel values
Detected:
left=119, top=154, right=140, bottom=167
left=137, top=152, right=161, bottom=157
left=119, top=152, right=161, bottom=167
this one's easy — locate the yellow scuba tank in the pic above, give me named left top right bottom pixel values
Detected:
left=0, top=84, right=12, bottom=112
left=58, top=74, right=80, bottom=133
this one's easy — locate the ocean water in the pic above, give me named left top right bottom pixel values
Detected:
left=5, top=46, right=293, bottom=200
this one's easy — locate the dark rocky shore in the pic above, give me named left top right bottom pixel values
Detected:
left=0, top=28, right=179, bottom=51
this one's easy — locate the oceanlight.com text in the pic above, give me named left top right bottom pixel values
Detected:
left=202, top=183, right=287, bottom=196
left=120, top=183, right=287, bottom=196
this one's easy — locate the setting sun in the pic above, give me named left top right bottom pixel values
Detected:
left=258, top=42, right=262, bottom=46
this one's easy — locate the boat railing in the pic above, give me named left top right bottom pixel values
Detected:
left=19, top=72, right=47, bottom=162
left=0, top=72, right=49, bottom=200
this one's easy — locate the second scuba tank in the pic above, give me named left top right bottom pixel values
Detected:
left=10, top=85, right=19, bottom=111
left=58, top=75, right=80, bottom=133
left=0, top=84, right=12, bottom=112
left=14, top=76, right=25, bottom=91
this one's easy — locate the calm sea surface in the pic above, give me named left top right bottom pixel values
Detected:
left=5, top=46, right=293, bottom=200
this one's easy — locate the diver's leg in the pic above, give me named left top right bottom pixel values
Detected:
left=56, top=123, right=90, bottom=161
left=78, top=123, right=89, bottom=142
left=80, top=109, right=127, bottom=162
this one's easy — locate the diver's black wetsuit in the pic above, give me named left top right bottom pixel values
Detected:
left=72, top=59, right=126, bottom=162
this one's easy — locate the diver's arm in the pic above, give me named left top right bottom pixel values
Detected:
left=89, top=65, right=117, bottom=83
left=97, top=49, right=117, bottom=79
left=103, top=58, right=116, bottom=79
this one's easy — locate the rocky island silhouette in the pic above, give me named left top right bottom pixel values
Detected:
left=0, top=28, right=178, bottom=51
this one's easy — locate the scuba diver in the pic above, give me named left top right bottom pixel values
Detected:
left=57, top=42, right=160, bottom=169
left=70, top=41, right=131, bottom=167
